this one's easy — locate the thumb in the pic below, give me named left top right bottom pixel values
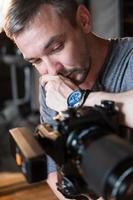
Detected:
left=40, top=75, right=60, bottom=86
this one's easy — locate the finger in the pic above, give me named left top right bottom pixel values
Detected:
left=40, top=75, right=60, bottom=86
left=59, top=75, right=78, bottom=90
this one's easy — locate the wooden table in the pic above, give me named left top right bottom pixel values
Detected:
left=0, top=172, right=58, bottom=200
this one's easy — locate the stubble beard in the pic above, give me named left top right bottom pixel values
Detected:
left=69, top=65, right=90, bottom=86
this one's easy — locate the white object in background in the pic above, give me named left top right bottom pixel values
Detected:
left=90, top=0, right=121, bottom=38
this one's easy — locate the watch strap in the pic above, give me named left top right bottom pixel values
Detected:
left=80, top=89, right=91, bottom=107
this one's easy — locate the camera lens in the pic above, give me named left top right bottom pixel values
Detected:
left=80, top=134, right=133, bottom=200
left=106, top=160, right=133, bottom=200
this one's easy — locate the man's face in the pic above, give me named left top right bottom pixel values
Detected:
left=14, top=4, right=91, bottom=85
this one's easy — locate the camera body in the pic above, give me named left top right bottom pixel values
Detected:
left=9, top=101, right=133, bottom=200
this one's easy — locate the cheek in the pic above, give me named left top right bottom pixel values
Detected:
left=58, top=46, right=80, bottom=67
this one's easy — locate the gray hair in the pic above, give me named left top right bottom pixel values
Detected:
left=3, top=0, right=80, bottom=39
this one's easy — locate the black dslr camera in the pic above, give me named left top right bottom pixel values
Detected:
left=9, top=101, right=133, bottom=200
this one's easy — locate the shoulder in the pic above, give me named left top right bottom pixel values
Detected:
left=109, top=37, right=133, bottom=61
left=114, top=37, right=133, bottom=50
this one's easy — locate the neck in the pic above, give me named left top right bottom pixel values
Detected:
left=80, top=33, right=110, bottom=89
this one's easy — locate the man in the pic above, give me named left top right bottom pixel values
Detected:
left=2, top=0, right=133, bottom=199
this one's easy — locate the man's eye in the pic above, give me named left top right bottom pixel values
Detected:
left=32, top=58, right=41, bottom=65
left=51, top=42, right=64, bottom=53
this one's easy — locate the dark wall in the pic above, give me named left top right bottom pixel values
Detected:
left=0, top=32, right=15, bottom=109
left=122, top=0, right=133, bottom=36
left=0, top=32, right=28, bottom=110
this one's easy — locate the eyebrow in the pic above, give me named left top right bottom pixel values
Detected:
left=24, top=33, right=65, bottom=62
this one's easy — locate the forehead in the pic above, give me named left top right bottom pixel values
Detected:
left=14, top=4, right=73, bottom=57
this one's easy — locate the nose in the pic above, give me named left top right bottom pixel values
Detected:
left=43, top=57, right=63, bottom=75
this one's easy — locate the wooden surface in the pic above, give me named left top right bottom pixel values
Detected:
left=0, top=172, right=58, bottom=200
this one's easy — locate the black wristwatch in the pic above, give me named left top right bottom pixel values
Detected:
left=67, top=89, right=91, bottom=108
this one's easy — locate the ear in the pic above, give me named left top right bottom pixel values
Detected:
left=76, top=5, right=92, bottom=33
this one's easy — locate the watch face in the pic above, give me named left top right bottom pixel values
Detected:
left=67, top=89, right=82, bottom=108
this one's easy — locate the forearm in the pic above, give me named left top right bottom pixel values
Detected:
left=84, top=89, right=133, bottom=128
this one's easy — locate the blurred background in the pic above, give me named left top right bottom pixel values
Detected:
left=0, top=32, right=40, bottom=172
left=0, top=0, right=133, bottom=199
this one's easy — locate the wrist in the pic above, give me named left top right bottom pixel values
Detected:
left=67, top=88, right=91, bottom=108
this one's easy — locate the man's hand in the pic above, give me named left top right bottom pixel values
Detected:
left=40, top=75, right=77, bottom=112
left=84, top=90, right=133, bottom=128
